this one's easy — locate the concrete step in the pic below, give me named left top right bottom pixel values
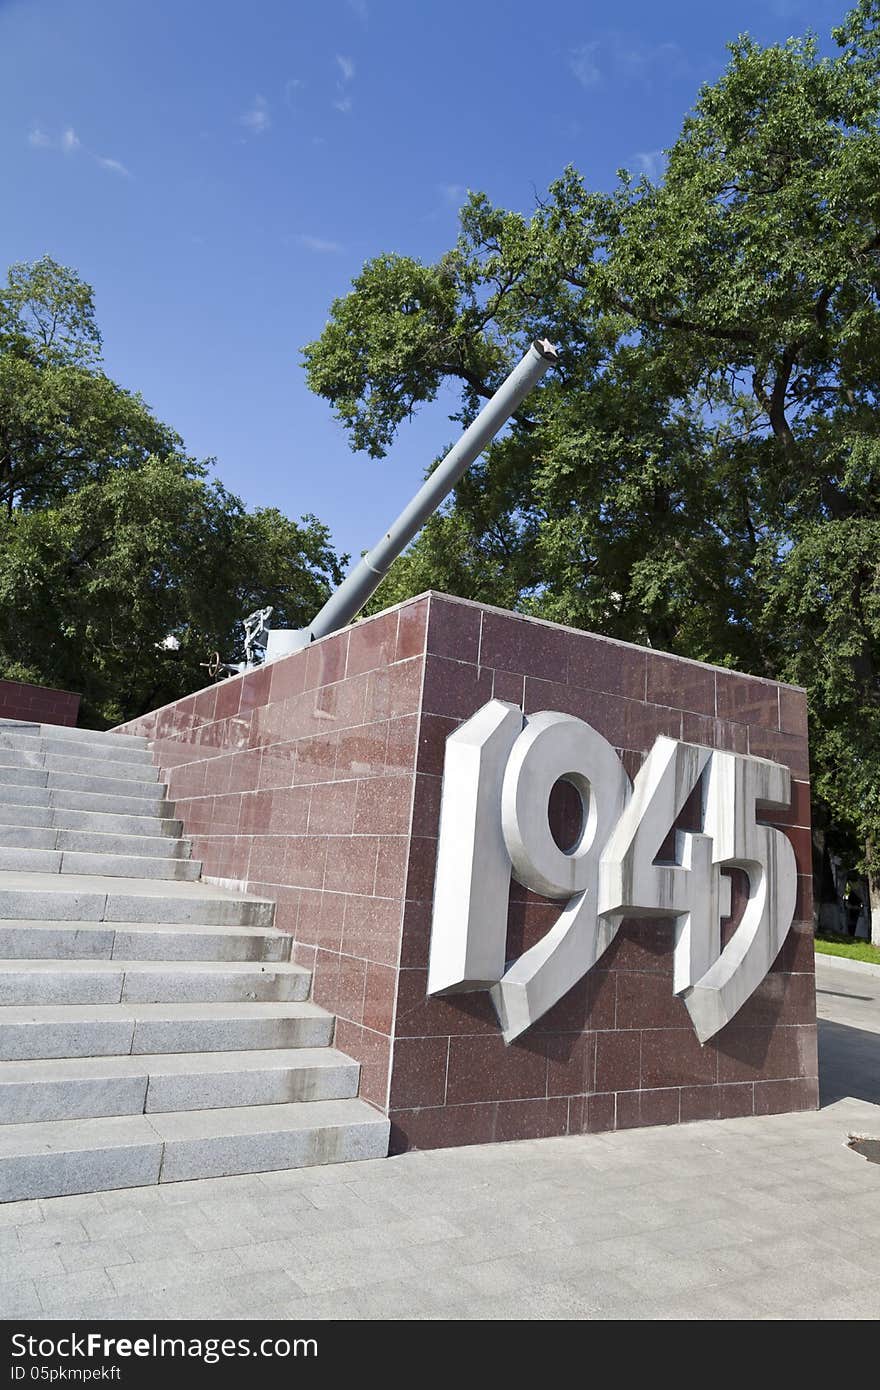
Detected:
left=0, top=1000, right=334, bottom=1060
left=57, top=829, right=192, bottom=859
left=60, top=852, right=199, bottom=881
left=0, top=874, right=274, bottom=926
left=0, top=720, right=149, bottom=752
left=0, top=825, right=192, bottom=860
left=50, top=807, right=182, bottom=837
left=0, top=826, right=54, bottom=849
left=0, top=846, right=201, bottom=881
left=0, top=805, right=53, bottom=828
left=0, top=756, right=161, bottom=790
left=0, top=1048, right=359, bottom=1123
left=0, top=783, right=176, bottom=819
left=0, top=732, right=154, bottom=767
left=0, top=767, right=166, bottom=803
left=48, top=771, right=165, bottom=801
left=0, top=921, right=292, bottom=962
left=0, top=960, right=311, bottom=1006
left=43, top=752, right=159, bottom=784
left=0, top=1098, right=389, bottom=1200
left=0, top=767, right=48, bottom=789
left=47, top=724, right=150, bottom=750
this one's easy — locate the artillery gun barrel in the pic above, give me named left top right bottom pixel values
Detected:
left=268, top=336, right=558, bottom=658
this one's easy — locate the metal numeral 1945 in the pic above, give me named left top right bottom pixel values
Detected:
left=426, top=700, right=797, bottom=1044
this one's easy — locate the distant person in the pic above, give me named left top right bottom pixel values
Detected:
left=845, top=890, right=863, bottom=938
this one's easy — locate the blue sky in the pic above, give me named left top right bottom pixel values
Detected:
left=1, top=0, right=845, bottom=564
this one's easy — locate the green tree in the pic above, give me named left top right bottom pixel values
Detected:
left=304, top=1, right=880, bottom=937
left=0, top=258, right=343, bottom=724
left=0, top=456, right=341, bottom=726
left=0, top=257, right=182, bottom=515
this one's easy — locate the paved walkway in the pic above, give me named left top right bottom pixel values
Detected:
left=1, top=956, right=878, bottom=1321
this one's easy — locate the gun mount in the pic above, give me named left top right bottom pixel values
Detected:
left=206, top=607, right=274, bottom=680
left=261, top=336, right=559, bottom=662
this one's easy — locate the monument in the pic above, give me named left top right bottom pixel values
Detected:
left=116, top=336, right=816, bottom=1151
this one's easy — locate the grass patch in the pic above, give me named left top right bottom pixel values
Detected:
left=815, top=933, right=880, bottom=966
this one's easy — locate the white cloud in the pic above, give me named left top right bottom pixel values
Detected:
left=97, top=156, right=131, bottom=177
left=438, top=183, right=466, bottom=206
left=297, top=234, right=344, bottom=254
left=241, top=95, right=271, bottom=135
left=635, top=150, right=666, bottom=181
left=333, top=54, right=355, bottom=114
left=26, top=124, right=132, bottom=178
left=569, top=43, right=600, bottom=89
left=568, top=34, right=692, bottom=91
left=284, top=77, right=303, bottom=105
left=347, top=0, right=368, bottom=23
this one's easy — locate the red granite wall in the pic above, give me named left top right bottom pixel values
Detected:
left=0, top=680, right=80, bottom=727
left=116, top=599, right=427, bottom=1109
left=116, top=592, right=816, bottom=1150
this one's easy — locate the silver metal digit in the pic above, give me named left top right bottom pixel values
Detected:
left=684, top=751, right=797, bottom=1041
left=491, top=713, right=630, bottom=1042
left=597, top=736, right=731, bottom=998
left=427, top=702, right=798, bottom=1049
left=426, top=699, right=523, bottom=996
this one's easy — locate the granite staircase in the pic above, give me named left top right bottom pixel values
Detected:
left=0, top=719, right=389, bottom=1201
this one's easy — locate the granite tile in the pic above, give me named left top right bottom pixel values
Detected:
left=646, top=654, right=715, bottom=714
left=426, top=595, right=482, bottom=664
left=716, top=672, right=779, bottom=728
left=347, top=612, right=398, bottom=678
left=305, top=632, right=348, bottom=690
left=480, top=611, right=569, bottom=682
left=395, top=599, right=429, bottom=662
left=595, top=1030, right=640, bottom=1092
left=389, top=1036, right=449, bottom=1109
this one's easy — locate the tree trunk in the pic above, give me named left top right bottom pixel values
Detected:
left=870, top=871, right=880, bottom=949
left=867, top=839, right=880, bottom=947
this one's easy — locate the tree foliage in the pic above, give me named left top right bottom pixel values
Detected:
left=304, top=2, right=880, bottom=886
left=0, top=258, right=343, bottom=725
left=0, top=256, right=182, bottom=516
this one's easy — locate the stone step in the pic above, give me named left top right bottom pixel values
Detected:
left=0, top=733, right=155, bottom=768
left=0, top=753, right=161, bottom=787
left=0, top=783, right=176, bottom=818
left=0, top=825, right=53, bottom=849
left=0, top=720, right=149, bottom=752
left=0, top=1098, right=389, bottom=1200
left=0, top=752, right=159, bottom=785
left=0, top=846, right=201, bottom=881
left=0, top=767, right=166, bottom=803
left=0, top=805, right=53, bottom=828
left=0, top=874, right=274, bottom=926
left=0, top=921, right=291, bottom=962
left=59, top=828, right=191, bottom=859
left=0, top=1048, right=360, bottom=1123
left=0, top=825, right=192, bottom=860
left=44, top=724, right=149, bottom=750
left=0, top=959, right=311, bottom=1006
left=0, top=1000, right=333, bottom=1060
left=51, top=807, right=182, bottom=837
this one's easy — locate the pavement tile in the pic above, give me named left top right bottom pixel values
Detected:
left=0, top=1279, right=41, bottom=1316
left=36, top=1268, right=115, bottom=1310
left=4, top=956, right=878, bottom=1322
left=18, top=1218, right=89, bottom=1250
left=58, top=1238, right=134, bottom=1273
